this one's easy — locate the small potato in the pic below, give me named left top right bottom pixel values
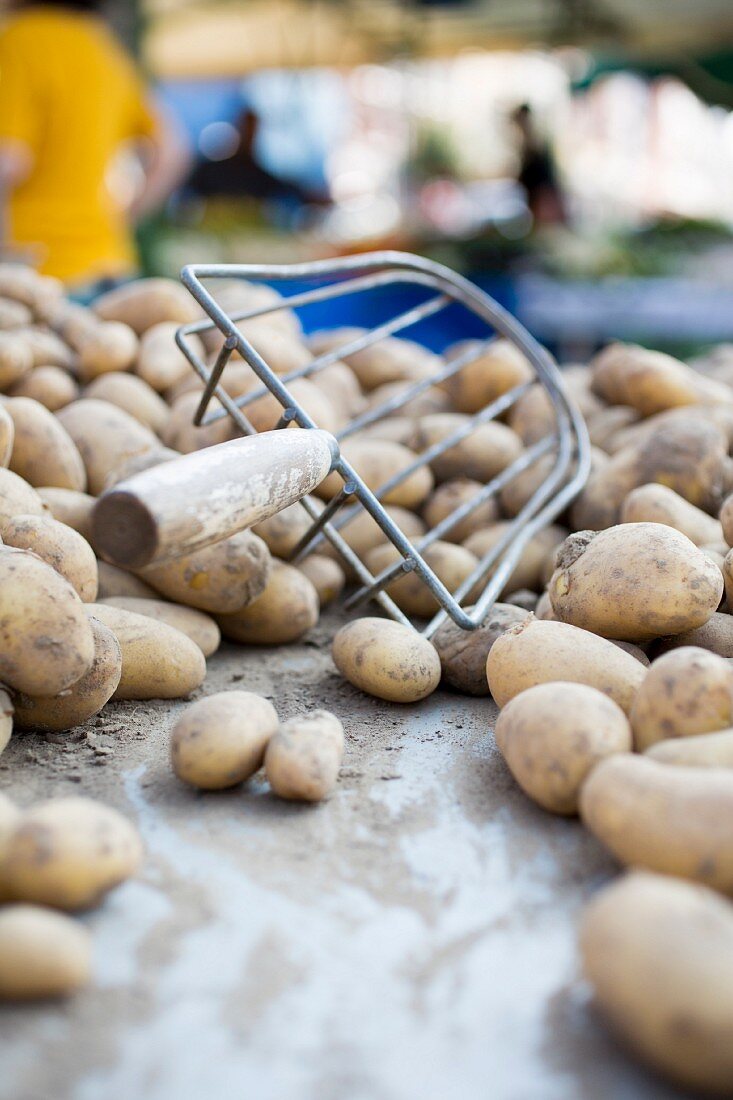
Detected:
left=1, top=796, right=142, bottom=910
left=37, top=486, right=96, bottom=541
left=549, top=524, right=723, bottom=642
left=265, top=710, right=344, bottom=802
left=0, top=467, right=47, bottom=530
left=140, top=530, right=270, bottom=615
left=7, top=396, right=86, bottom=491
left=217, top=561, right=318, bottom=645
left=411, top=413, right=523, bottom=484
left=309, top=360, right=364, bottom=419
left=621, top=483, right=723, bottom=546
left=332, top=617, right=441, bottom=703
left=495, top=682, right=632, bottom=814
left=75, top=321, right=138, bottom=381
left=171, top=691, right=278, bottom=790
left=432, top=603, right=530, bottom=695
left=13, top=618, right=121, bottom=732
left=580, top=754, right=733, bottom=893
left=504, top=589, right=538, bottom=612
left=0, top=690, right=12, bottom=756
left=96, top=561, right=158, bottom=600
left=486, top=617, right=645, bottom=714
left=630, top=647, right=733, bottom=751
left=85, top=604, right=206, bottom=700
left=100, top=596, right=220, bottom=657
left=580, top=871, right=733, bottom=1095
left=0, top=297, right=32, bottom=330
left=9, top=365, right=78, bottom=410
left=84, top=372, right=169, bottom=435
left=94, top=277, right=200, bottom=334
left=649, top=612, right=733, bottom=659
left=0, top=905, right=91, bottom=1000
left=365, top=540, right=478, bottom=618
left=422, top=478, right=499, bottom=543
left=442, top=338, right=533, bottom=414
left=0, top=546, right=94, bottom=695
left=297, top=555, right=345, bottom=608
left=585, top=404, right=641, bottom=452
left=3, top=513, right=98, bottom=601
left=315, top=439, right=433, bottom=510
left=0, top=331, right=33, bottom=389
left=136, top=322, right=203, bottom=392
left=646, top=728, right=733, bottom=768
left=57, top=399, right=159, bottom=496
left=253, top=499, right=323, bottom=559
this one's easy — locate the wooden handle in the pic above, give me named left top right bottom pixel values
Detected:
left=92, top=429, right=338, bottom=568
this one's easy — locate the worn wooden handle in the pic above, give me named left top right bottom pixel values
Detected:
left=92, top=429, right=339, bottom=568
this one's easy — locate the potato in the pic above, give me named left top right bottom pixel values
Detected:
left=442, top=338, right=533, bottom=414
left=363, top=379, right=448, bottom=420
left=580, top=871, right=733, bottom=1094
left=630, top=647, right=733, bottom=751
left=364, top=540, right=478, bottom=618
left=162, top=391, right=234, bottom=454
left=0, top=546, right=94, bottom=695
left=411, top=413, right=523, bottom=483
left=464, top=523, right=566, bottom=596
left=3, top=513, right=97, bottom=601
left=57, top=399, right=159, bottom=495
left=265, top=710, right=344, bottom=802
left=141, top=530, right=270, bottom=615
left=84, top=372, right=169, bottom=435
left=8, top=365, right=78, bottom=410
left=550, top=524, right=723, bottom=642
left=432, top=603, right=530, bottom=695
left=332, top=617, right=440, bottom=703
left=585, top=404, right=641, bottom=452
left=0, top=331, right=33, bottom=389
left=352, top=416, right=416, bottom=448
left=252, top=499, right=322, bottom=559
left=0, top=297, right=32, bottom=330
left=85, top=604, right=205, bottom=699
left=611, top=640, right=651, bottom=666
left=96, top=561, right=158, bottom=600
left=297, top=555, right=345, bottom=608
left=37, top=486, right=96, bottom=541
left=0, top=403, right=13, bottom=467
left=621, top=483, right=723, bottom=546
left=422, top=478, right=499, bottom=543
left=242, top=325, right=312, bottom=375
left=649, top=612, right=733, bottom=660
left=102, top=446, right=179, bottom=491
left=0, top=467, right=45, bottom=531
left=327, top=504, right=426, bottom=562
left=315, top=438, right=433, bottom=510
left=136, top=321, right=203, bottom=392
left=0, top=264, right=63, bottom=314
left=646, top=728, right=733, bottom=768
left=504, top=589, right=538, bottom=612
left=720, top=492, right=733, bottom=547
left=244, top=377, right=338, bottom=435
left=75, top=321, right=138, bottom=381
left=0, top=905, right=91, bottom=1000
left=495, top=682, right=631, bottom=814
left=0, top=793, right=20, bottom=861
left=94, top=277, right=200, bottom=334
left=591, top=342, right=728, bottom=415
left=580, top=754, right=733, bottom=893
left=486, top=617, right=645, bottom=714
left=171, top=691, right=278, bottom=790
left=13, top=618, right=121, bottom=732
left=0, top=690, right=12, bottom=756
left=309, top=360, right=364, bottom=419
left=18, top=326, right=74, bottom=370
left=100, top=596, right=220, bottom=657
left=1, top=796, right=142, bottom=910
left=317, top=330, right=438, bottom=391
left=217, top=561, right=318, bottom=645
left=6, top=396, right=86, bottom=491
left=202, top=280, right=302, bottom=350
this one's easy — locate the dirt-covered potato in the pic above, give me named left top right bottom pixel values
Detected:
left=265, top=709, right=344, bottom=802
left=315, top=439, right=433, bottom=510
left=411, top=413, right=523, bottom=483
left=645, top=728, right=733, bottom=768
left=57, top=399, right=158, bottom=496
left=94, top=277, right=200, bottom=334
left=495, top=682, right=632, bottom=814
left=0, top=331, right=33, bottom=389
left=421, top=478, right=499, bottom=543
left=6, top=397, right=86, bottom=491
left=432, top=603, right=530, bottom=695
left=297, top=555, right=345, bottom=608
left=0, top=468, right=47, bottom=532
left=591, top=342, right=728, bottom=415
left=580, top=871, right=733, bottom=1095
left=442, top=338, right=533, bottom=414
left=580, top=754, right=733, bottom=893
left=621, top=483, right=723, bottom=546
left=84, top=372, right=169, bottom=435
left=171, top=691, right=278, bottom=790
left=96, top=561, right=158, bottom=600
left=0, top=690, right=12, bottom=757
left=3, top=513, right=97, bottom=601
left=549, top=524, right=722, bottom=641
left=650, top=612, right=733, bottom=659
left=140, top=530, right=270, bottom=614
left=365, top=540, right=478, bottom=618
left=629, top=647, right=733, bottom=751
left=36, top=487, right=95, bottom=541
left=100, top=597, right=220, bottom=657
left=0, top=547, right=94, bottom=695
left=13, top=618, right=121, bottom=732
left=9, top=365, right=79, bottom=411
left=217, top=561, right=318, bottom=645
left=85, top=604, right=206, bottom=700
left=0, top=905, right=91, bottom=1000
left=332, top=617, right=441, bottom=703
left=487, top=618, right=645, bottom=714
left=1, top=796, right=142, bottom=910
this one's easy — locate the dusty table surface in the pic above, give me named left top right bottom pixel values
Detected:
left=1, top=611, right=687, bottom=1100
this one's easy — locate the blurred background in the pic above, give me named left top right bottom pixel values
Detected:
left=3, top=0, right=733, bottom=357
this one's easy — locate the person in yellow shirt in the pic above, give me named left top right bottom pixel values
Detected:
left=0, top=0, right=190, bottom=289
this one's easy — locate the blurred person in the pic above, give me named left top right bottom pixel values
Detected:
left=0, top=0, right=190, bottom=290
left=511, top=103, right=566, bottom=228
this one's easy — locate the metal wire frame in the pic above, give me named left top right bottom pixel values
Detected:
left=175, top=251, right=591, bottom=635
